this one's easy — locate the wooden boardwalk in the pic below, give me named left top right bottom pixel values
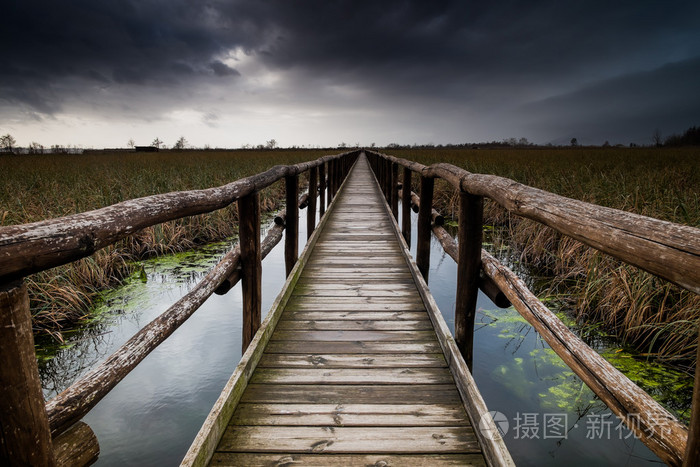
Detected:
left=185, top=155, right=510, bottom=466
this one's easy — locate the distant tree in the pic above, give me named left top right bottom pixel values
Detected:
left=127, top=138, right=135, bottom=149
left=338, top=142, right=347, bottom=149
left=602, top=140, right=611, bottom=147
left=1, top=134, right=16, bottom=153
left=266, top=139, right=277, bottom=149
left=173, top=136, right=188, bottom=150
left=518, top=137, right=530, bottom=146
left=652, top=129, right=663, bottom=147
left=664, top=125, right=700, bottom=146
left=570, top=137, right=578, bottom=147
left=28, top=142, right=44, bottom=154
left=151, top=137, right=163, bottom=149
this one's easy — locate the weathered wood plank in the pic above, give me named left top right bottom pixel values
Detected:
left=257, top=353, right=446, bottom=368
left=276, top=320, right=433, bottom=331
left=270, top=330, right=436, bottom=342
left=230, top=403, right=469, bottom=427
left=241, top=384, right=463, bottom=404
left=281, top=311, right=429, bottom=321
left=217, top=426, right=480, bottom=453
left=210, top=453, right=486, bottom=466
left=265, top=341, right=443, bottom=354
left=250, top=367, right=455, bottom=385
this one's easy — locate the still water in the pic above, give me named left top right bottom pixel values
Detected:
left=38, top=202, right=689, bottom=465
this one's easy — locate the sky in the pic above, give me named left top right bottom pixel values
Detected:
left=1, top=0, right=699, bottom=149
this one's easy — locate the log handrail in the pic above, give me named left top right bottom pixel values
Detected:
left=366, top=150, right=700, bottom=295
left=0, top=150, right=359, bottom=466
left=0, top=152, right=357, bottom=284
left=367, top=149, right=700, bottom=467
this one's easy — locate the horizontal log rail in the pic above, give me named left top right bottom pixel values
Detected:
left=0, top=152, right=358, bottom=283
left=366, top=149, right=700, bottom=467
left=367, top=150, right=700, bottom=295
left=0, top=150, right=359, bottom=466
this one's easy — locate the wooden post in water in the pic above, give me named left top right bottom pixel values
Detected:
left=285, top=174, right=299, bottom=276
left=402, top=167, right=412, bottom=244
left=307, top=167, right=317, bottom=240
left=416, top=175, right=434, bottom=280
left=391, top=162, right=399, bottom=221
left=0, top=281, right=56, bottom=466
left=455, top=192, right=484, bottom=370
left=684, top=328, right=700, bottom=466
left=238, top=193, right=261, bottom=353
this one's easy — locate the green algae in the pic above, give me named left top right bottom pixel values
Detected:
left=480, top=305, right=693, bottom=424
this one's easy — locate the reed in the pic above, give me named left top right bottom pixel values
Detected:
left=392, top=147, right=700, bottom=369
left=0, top=149, right=325, bottom=340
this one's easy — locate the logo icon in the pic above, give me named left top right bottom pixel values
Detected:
left=479, top=411, right=509, bottom=440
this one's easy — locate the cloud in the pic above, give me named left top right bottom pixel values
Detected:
left=209, top=61, right=240, bottom=77
left=1, top=0, right=699, bottom=146
left=519, top=57, right=700, bottom=143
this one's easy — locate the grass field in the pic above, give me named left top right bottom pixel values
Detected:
left=0, top=149, right=327, bottom=339
left=390, top=146, right=700, bottom=369
left=2, top=147, right=698, bottom=368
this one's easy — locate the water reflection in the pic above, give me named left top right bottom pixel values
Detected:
left=37, top=199, right=690, bottom=466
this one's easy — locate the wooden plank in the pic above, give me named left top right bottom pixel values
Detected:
left=257, top=353, right=446, bottom=368
left=240, top=384, right=463, bottom=404
left=217, top=426, right=480, bottom=454
left=270, top=330, right=436, bottom=342
left=210, top=453, right=486, bottom=466
left=181, top=155, right=354, bottom=467
left=281, top=311, right=429, bottom=321
left=275, top=320, right=433, bottom=331
left=283, top=302, right=426, bottom=312
left=230, top=403, right=469, bottom=427
left=250, top=368, right=455, bottom=385
left=265, top=340, right=443, bottom=354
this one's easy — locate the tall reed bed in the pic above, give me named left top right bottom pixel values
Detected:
left=392, top=147, right=700, bottom=369
left=0, top=150, right=327, bottom=340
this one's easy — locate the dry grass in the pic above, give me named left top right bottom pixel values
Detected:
left=392, top=147, right=700, bottom=369
left=0, top=149, right=328, bottom=339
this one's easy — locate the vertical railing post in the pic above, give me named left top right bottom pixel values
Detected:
left=307, top=166, right=317, bottom=240
left=285, top=173, right=299, bottom=276
left=684, top=328, right=700, bottom=466
left=238, top=193, right=261, bottom=352
left=383, top=159, right=391, bottom=201
left=455, top=192, right=484, bottom=370
left=390, top=162, right=399, bottom=221
left=0, top=280, right=56, bottom=466
left=401, top=167, right=412, bottom=244
left=319, top=162, right=326, bottom=216
left=416, top=175, right=434, bottom=280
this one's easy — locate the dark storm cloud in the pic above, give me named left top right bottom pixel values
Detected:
left=1, top=0, right=699, bottom=142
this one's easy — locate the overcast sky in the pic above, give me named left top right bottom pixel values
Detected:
left=2, top=0, right=699, bottom=149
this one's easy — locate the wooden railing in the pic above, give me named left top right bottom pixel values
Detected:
left=365, top=149, right=700, bottom=467
left=0, top=150, right=360, bottom=466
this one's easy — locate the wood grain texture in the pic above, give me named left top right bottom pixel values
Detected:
left=202, top=154, right=489, bottom=466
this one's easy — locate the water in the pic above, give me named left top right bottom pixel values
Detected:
left=38, top=201, right=690, bottom=465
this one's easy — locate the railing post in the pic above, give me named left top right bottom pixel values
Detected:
left=416, top=175, right=434, bottom=280
left=383, top=159, right=390, bottom=201
left=285, top=174, right=299, bottom=276
left=402, top=167, right=412, bottom=244
left=307, top=167, right=317, bottom=240
left=684, top=328, right=700, bottom=466
left=327, top=160, right=335, bottom=202
left=238, top=193, right=261, bottom=353
left=319, top=162, right=326, bottom=216
left=455, top=192, right=484, bottom=370
left=391, top=162, right=399, bottom=221
left=0, top=280, right=56, bottom=466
